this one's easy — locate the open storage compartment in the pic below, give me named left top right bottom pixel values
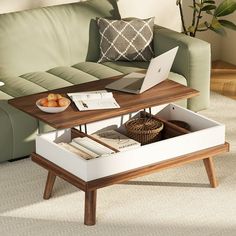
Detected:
left=36, top=104, right=225, bottom=181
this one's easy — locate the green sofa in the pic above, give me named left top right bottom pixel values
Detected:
left=0, top=0, right=210, bottom=162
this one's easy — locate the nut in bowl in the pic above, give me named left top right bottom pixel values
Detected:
left=36, top=93, right=71, bottom=113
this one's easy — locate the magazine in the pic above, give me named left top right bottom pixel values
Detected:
left=67, top=90, right=120, bottom=111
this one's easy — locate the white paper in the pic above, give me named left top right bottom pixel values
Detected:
left=68, top=90, right=120, bottom=111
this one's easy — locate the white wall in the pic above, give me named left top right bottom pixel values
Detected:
left=117, top=0, right=181, bottom=31
left=0, top=0, right=79, bottom=13
left=0, top=0, right=181, bottom=31
left=196, top=31, right=222, bottom=61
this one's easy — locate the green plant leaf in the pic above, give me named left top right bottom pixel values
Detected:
left=198, top=23, right=206, bottom=28
left=219, top=19, right=236, bottom=30
left=203, top=0, right=216, bottom=4
left=209, top=26, right=226, bottom=35
left=188, top=26, right=195, bottom=33
left=198, top=21, right=209, bottom=29
left=214, top=0, right=236, bottom=17
left=211, top=17, right=222, bottom=29
left=206, top=10, right=214, bottom=15
left=196, top=3, right=204, bottom=8
left=202, top=5, right=217, bottom=11
left=210, top=17, right=226, bottom=35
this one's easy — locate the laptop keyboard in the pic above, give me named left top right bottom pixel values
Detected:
left=123, top=79, right=144, bottom=90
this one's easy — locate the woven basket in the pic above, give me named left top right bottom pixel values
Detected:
left=125, top=117, right=164, bottom=145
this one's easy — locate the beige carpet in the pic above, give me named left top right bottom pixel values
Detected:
left=0, top=92, right=235, bottom=236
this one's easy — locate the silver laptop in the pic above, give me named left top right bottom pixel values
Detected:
left=105, top=46, right=179, bottom=94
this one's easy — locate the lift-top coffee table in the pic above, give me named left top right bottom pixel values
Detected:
left=9, top=77, right=229, bottom=225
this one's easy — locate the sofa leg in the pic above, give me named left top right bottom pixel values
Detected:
left=43, top=171, right=56, bottom=199
left=203, top=157, right=218, bottom=188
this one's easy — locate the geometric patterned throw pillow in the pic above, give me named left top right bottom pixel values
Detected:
left=97, top=17, right=154, bottom=63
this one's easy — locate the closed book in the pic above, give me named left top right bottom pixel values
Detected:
left=58, top=142, right=93, bottom=160
left=70, top=141, right=99, bottom=158
left=91, top=130, right=141, bottom=151
left=72, top=137, right=115, bottom=156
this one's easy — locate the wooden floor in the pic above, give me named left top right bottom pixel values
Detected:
left=211, top=60, right=236, bottom=100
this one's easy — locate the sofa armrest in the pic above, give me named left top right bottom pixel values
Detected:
left=153, top=25, right=211, bottom=111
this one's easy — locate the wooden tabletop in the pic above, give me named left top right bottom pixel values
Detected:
left=9, top=77, right=199, bottom=129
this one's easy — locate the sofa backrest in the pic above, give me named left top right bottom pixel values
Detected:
left=0, top=0, right=120, bottom=77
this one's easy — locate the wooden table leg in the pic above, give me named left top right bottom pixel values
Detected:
left=43, top=171, right=56, bottom=199
left=84, top=190, right=97, bottom=226
left=203, top=157, right=218, bottom=188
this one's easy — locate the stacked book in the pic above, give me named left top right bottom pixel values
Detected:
left=58, top=129, right=141, bottom=160
left=91, top=129, right=141, bottom=151
left=58, top=137, right=115, bottom=160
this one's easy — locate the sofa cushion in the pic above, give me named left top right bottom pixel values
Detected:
left=0, top=62, right=187, bottom=98
left=47, top=67, right=99, bottom=84
left=97, top=18, right=154, bottom=63
left=103, top=61, right=149, bottom=74
left=0, top=63, right=118, bottom=98
left=73, top=62, right=122, bottom=79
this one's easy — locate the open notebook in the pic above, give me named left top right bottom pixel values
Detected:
left=67, top=90, right=120, bottom=111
